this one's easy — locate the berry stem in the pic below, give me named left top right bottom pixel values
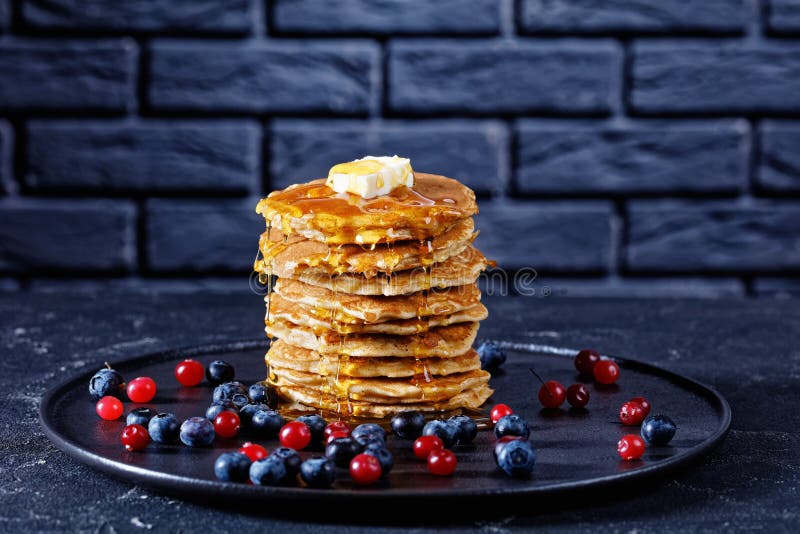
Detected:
left=528, top=368, right=552, bottom=398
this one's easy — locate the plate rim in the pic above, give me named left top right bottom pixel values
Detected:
left=39, top=338, right=732, bottom=502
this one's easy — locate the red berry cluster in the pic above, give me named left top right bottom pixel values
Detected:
left=412, top=436, right=457, bottom=476
left=529, top=370, right=590, bottom=410
left=575, top=349, right=620, bottom=385
left=616, top=396, right=652, bottom=460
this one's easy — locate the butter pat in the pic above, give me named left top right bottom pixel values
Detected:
left=327, top=156, right=414, bottom=199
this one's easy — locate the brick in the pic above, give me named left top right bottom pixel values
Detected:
left=389, top=40, right=619, bottom=114
left=0, top=0, right=9, bottom=32
left=149, top=40, right=377, bottom=114
left=0, top=199, right=136, bottom=273
left=29, top=277, right=250, bottom=293
left=759, top=121, right=800, bottom=193
left=519, top=0, right=745, bottom=34
left=22, top=0, right=255, bottom=34
left=631, top=41, right=800, bottom=114
left=0, top=120, right=11, bottom=194
left=474, top=201, right=612, bottom=272
left=26, top=120, right=260, bottom=194
left=626, top=201, right=800, bottom=272
left=272, top=0, right=499, bottom=35
left=269, top=119, right=507, bottom=194
left=516, top=119, right=748, bottom=194
left=0, top=39, right=136, bottom=111
left=0, top=278, right=19, bottom=291
left=767, top=0, right=800, bottom=34
left=489, top=276, right=744, bottom=298
left=753, top=278, right=800, bottom=298
left=146, top=199, right=263, bottom=272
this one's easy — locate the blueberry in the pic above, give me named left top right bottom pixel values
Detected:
left=148, top=412, right=180, bottom=444
left=493, top=414, right=531, bottom=439
left=248, top=384, right=268, bottom=404
left=179, top=416, right=215, bottom=447
left=448, top=415, right=478, bottom=445
left=477, top=341, right=507, bottom=371
left=497, top=439, right=536, bottom=478
left=353, top=430, right=386, bottom=448
left=352, top=423, right=386, bottom=441
left=212, top=381, right=247, bottom=403
left=205, top=400, right=239, bottom=421
left=296, top=414, right=327, bottom=445
left=214, top=452, right=251, bottom=483
left=493, top=436, right=523, bottom=464
left=88, top=367, right=125, bottom=401
left=249, top=456, right=287, bottom=486
left=300, top=456, right=336, bottom=488
left=325, top=437, right=362, bottom=468
left=271, top=447, right=302, bottom=477
left=206, top=360, right=235, bottom=386
left=422, top=419, right=459, bottom=448
left=390, top=411, right=426, bottom=439
left=126, top=407, right=156, bottom=427
left=363, top=443, right=393, bottom=475
left=231, top=393, right=250, bottom=409
left=238, top=403, right=269, bottom=426
left=641, top=414, right=677, bottom=446
left=250, top=409, right=285, bottom=438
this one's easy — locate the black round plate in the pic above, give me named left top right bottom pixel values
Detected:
left=40, top=339, right=730, bottom=508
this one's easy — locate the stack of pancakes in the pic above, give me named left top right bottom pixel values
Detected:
left=254, top=172, right=493, bottom=418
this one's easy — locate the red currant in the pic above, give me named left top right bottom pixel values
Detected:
left=96, top=396, right=123, bottom=420
left=326, top=430, right=350, bottom=445
left=323, top=421, right=350, bottom=441
left=537, top=380, right=566, bottom=409
left=213, top=411, right=241, bottom=438
left=630, top=396, right=651, bottom=416
left=121, top=424, right=150, bottom=451
left=349, top=453, right=382, bottom=485
left=566, top=383, right=590, bottom=408
left=574, top=349, right=601, bottom=375
left=413, top=435, right=444, bottom=460
left=427, top=449, right=457, bottom=476
left=489, top=403, right=513, bottom=424
left=617, top=434, right=646, bottom=461
left=619, top=401, right=646, bottom=426
left=238, top=442, right=268, bottom=462
left=127, top=377, right=157, bottom=403
left=593, top=360, right=620, bottom=385
left=279, top=421, right=312, bottom=450
left=174, top=359, right=204, bottom=387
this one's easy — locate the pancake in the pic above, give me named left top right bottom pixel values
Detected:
left=268, top=368, right=491, bottom=403
left=256, top=216, right=476, bottom=278
left=272, top=384, right=494, bottom=418
left=256, top=173, right=478, bottom=245
left=273, top=279, right=481, bottom=323
left=266, top=340, right=481, bottom=378
left=265, top=319, right=479, bottom=358
left=268, top=294, right=488, bottom=335
left=266, top=245, right=488, bottom=296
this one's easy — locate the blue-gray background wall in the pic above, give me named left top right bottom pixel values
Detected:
left=1, top=0, right=799, bottom=298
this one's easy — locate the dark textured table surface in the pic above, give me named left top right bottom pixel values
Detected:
left=2, top=292, right=798, bottom=533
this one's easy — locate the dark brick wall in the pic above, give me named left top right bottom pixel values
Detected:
left=1, top=0, right=799, bottom=298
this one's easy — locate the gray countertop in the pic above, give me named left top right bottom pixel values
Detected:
left=1, top=292, right=798, bottom=532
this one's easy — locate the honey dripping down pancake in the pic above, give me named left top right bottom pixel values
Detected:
left=255, top=162, right=494, bottom=418
left=268, top=293, right=488, bottom=335
left=266, top=340, right=481, bottom=378
left=255, top=216, right=476, bottom=279
left=256, top=173, right=478, bottom=246
left=273, top=278, right=482, bottom=323
left=262, top=244, right=488, bottom=296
